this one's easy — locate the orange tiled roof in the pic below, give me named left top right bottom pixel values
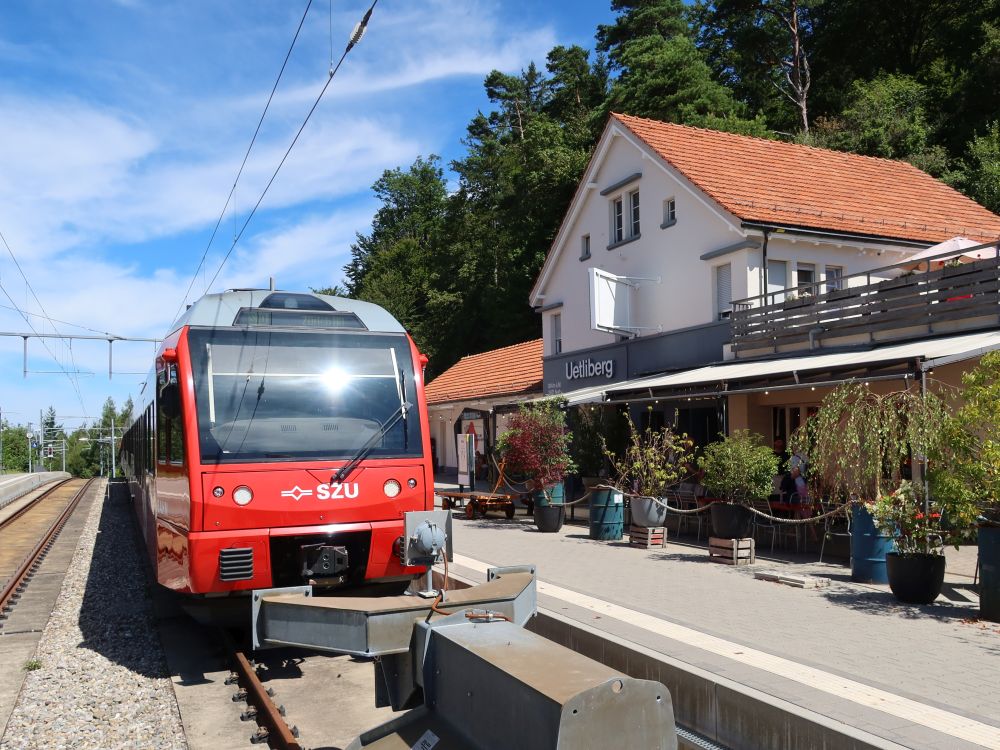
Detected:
left=613, top=113, right=1000, bottom=244
left=425, top=339, right=543, bottom=405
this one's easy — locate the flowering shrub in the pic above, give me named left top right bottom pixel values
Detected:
left=605, top=413, right=693, bottom=498
left=496, top=399, right=574, bottom=490
left=867, top=480, right=975, bottom=555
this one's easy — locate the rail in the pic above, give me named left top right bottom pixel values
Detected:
left=0, top=478, right=94, bottom=620
left=223, top=631, right=301, bottom=749
left=729, top=240, right=1000, bottom=355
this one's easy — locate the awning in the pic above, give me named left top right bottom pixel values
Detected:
left=604, top=330, right=1000, bottom=401
left=537, top=383, right=612, bottom=406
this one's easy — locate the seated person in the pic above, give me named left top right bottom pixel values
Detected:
left=773, top=438, right=790, bottom=474
left=779, top=470, right=797, bottom=501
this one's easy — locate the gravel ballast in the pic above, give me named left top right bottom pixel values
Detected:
left=1, top=481, right=187, bottom=749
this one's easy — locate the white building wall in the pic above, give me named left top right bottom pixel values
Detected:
left=535, top=127, right=923, bottom=360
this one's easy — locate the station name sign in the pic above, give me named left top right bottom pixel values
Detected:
left=565, top=357, right=615, bottom=380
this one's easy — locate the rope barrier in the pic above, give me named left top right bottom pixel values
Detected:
left=483, top=454, right=850, bottom=525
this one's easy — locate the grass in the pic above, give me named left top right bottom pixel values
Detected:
left=23, top=659, right=42, bottom=672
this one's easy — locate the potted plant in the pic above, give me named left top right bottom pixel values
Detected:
left=496, top=399, right=574, bottom=533
left=605, top=412, right=693, bottom=532
left=698, top=430, right=778, bottom=539
left=934, top=352, right=1000, bottom=620
left=866, top=481, right=975, bottom=604
left=796, top=381, right=953, bottom=585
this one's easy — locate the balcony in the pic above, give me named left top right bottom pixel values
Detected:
left=729, top=241, right=1000, bottom=358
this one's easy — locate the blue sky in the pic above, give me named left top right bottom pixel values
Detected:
left=0, top=0, right=614, bottom=431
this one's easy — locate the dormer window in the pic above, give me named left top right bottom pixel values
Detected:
left=661, top=198, right=676, bottom=228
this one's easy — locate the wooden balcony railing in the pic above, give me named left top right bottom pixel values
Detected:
left=729, top=241, right=1000, bottom=356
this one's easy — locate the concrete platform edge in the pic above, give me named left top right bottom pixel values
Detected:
left=435, top=567, right=907, bottom=750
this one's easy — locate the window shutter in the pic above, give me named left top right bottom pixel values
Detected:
left=716, top=264, right=732, bottom=317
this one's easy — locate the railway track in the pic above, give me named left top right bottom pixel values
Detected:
left=222, top=630, right=302, bottom=749
left=0, top=477, right=95, bottom=626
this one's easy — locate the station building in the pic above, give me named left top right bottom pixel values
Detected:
left=425, top=339, right=543, bottom=476
left=531, top=113, right=1000, bottom=443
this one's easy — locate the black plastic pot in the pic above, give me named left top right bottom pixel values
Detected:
left=980, top=525, right=1000, bottom=622
left=709, top=502, right=753, bottom=539
left=533, top=504, right=565, bottom=533
left=886, top=552, right=946, bottom=605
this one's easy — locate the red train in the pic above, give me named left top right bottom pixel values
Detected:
left=119, top=290, right=433, bottom=597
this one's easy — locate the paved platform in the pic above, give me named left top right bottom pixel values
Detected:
left=436, top=487, right=999, bottom=749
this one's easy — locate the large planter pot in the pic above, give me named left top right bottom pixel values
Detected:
left=532, top=483, right=564, bottom=508
left=850, top=504, right=893, bottom=584
left=709, top=502, right=753, bottom=539
left=886, top=552, right=946, bottom=605
left=630, top=496, right=668, bottom=528
left=979, top=525, right=1000, bottom=622
left=533, top=504, right=565, bottom=533
left=589, top=489, right=624, bottom=540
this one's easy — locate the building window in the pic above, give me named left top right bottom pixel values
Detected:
left=551, top=313, right=562, bottom=354
left=612, top=197, right=624, bottom=243
left=825, top=265, right=843, bottom=292
left=580, top=234, right=591, bottom=261
left=767, top=259, right=787, bottom=303
left=629, top=189, right=640, bottom=237
left=662, top=197, right=676, bottom=228
left=715, top=263, right=732, bottom=320
left=796, top=262, right=815, bottom=292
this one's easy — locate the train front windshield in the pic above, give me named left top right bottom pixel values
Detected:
left=187, top=328, right=423, bottom=464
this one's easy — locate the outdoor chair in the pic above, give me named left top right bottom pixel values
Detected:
left=778, top=493, right=806, bottom=553
left=675, top=484, right=704, bottom=541
left=751, top=499, right=779, bottom=554
left=819, top=499, right=851, bottom=563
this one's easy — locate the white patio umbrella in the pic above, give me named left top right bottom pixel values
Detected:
left=903, top=236, right=998, bottom=270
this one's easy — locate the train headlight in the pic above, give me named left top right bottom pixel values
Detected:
left=212, top=486, right=225, bottom=498
left=383, top=479, right=401, bottom=499
left=233, top=486, right=253, bottom=506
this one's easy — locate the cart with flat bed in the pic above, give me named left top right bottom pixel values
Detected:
left=437, top=490, right=532, bottom=519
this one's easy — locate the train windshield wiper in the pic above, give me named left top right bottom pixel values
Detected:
left=332, top=401, right=412, bottom=484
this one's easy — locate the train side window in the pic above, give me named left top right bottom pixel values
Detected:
left=158, top=363, right=184, bottom=466
left=157, top=408, right=168, bottom=463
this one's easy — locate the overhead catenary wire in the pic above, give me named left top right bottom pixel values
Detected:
left=0, top=229, right=89, bottom=416
left=203, top=0, right=378, bottom=293
left=171, top=0, right=316, bottom=327
left=0, top=279, right=90, bottom=415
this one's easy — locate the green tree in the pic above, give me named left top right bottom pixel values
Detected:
left=1, top=422, right=29, bottom=473
left=956, top=122, right=1000, bottom=214
left=810, top=74, right=934, bottom=162
left=696, top=0, right=819, bottom=133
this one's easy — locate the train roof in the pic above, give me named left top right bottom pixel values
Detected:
left=169, top=290, right=406, bottom=335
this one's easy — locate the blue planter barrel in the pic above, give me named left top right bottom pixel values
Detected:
left=589, top=489, right=623, bottom=540
left=851, top=504, right=893, bottom=584
left=980, top=526, right=1000, bottom=622
left=532, top=483, right=564, bottom=508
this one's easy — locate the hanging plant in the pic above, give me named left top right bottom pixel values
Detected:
left=790, top=381, right=950, bottom=503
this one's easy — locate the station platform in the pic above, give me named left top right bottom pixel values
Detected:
left=437, top=488, right=999, bottom=750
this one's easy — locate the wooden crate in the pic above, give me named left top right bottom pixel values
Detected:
left=708, top=536, right=755, bottom=566
left=629, top=525, right=667, bottom=549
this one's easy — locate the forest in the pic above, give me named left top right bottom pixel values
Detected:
left=336, top=0, right=1000, bottom=379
